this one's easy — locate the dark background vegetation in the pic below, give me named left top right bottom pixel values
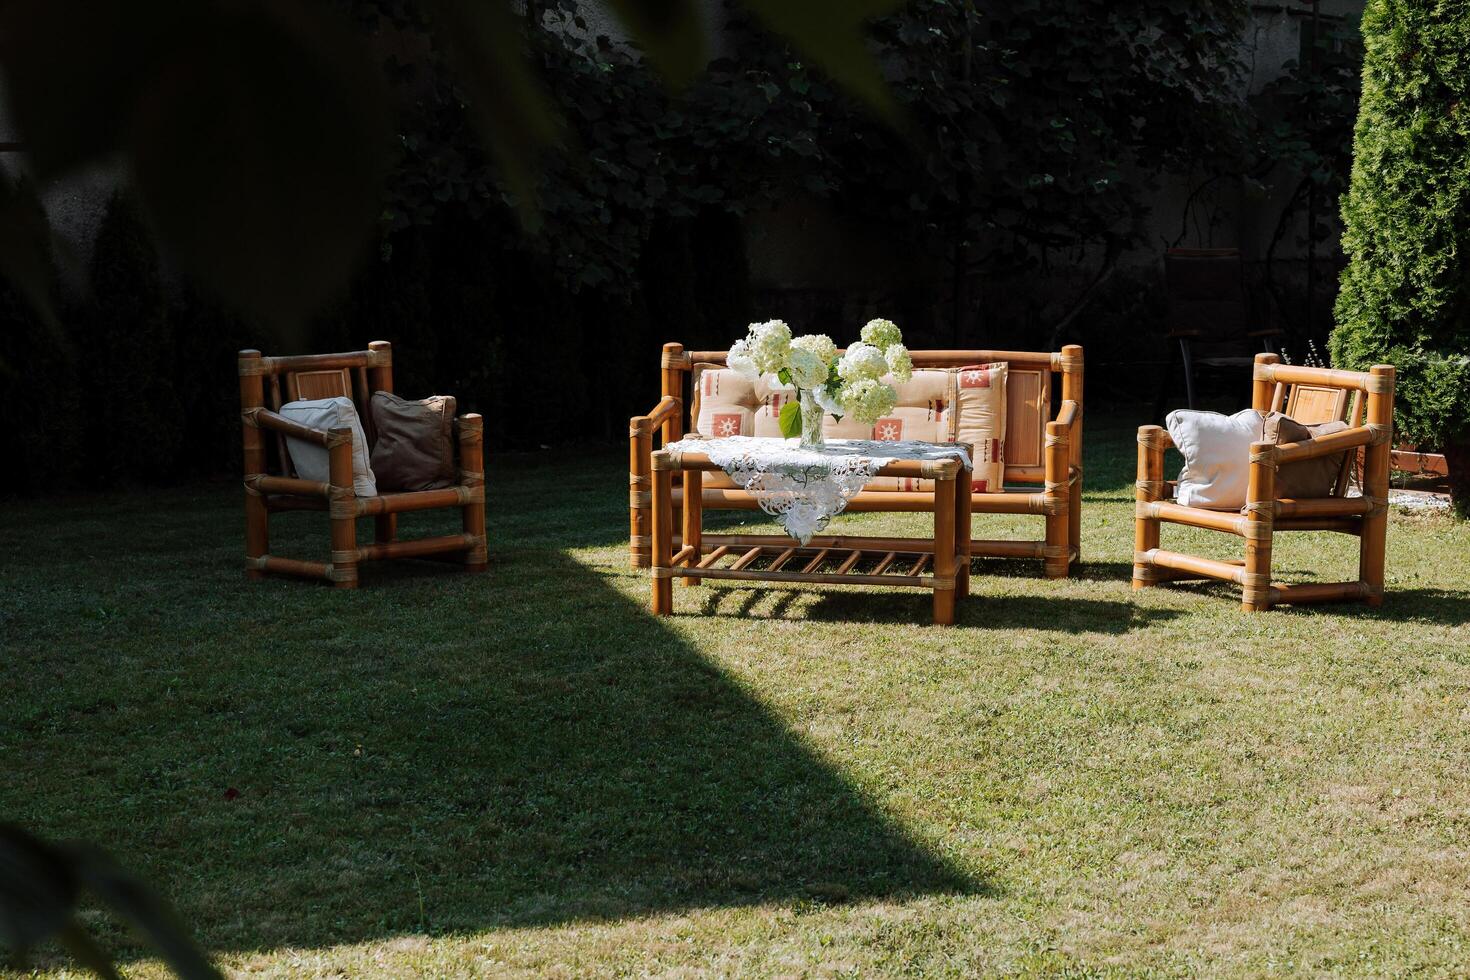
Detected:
left=0, top=0, right=1363, bottom=491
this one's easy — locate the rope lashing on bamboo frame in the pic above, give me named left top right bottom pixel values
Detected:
left=629, top=490, right=651, bottom=508
left=660, top=350, right=692, bottom=370
left=1239, top=520, right=1273, bottom=541
left=326, top=565, right=358, bottom=585
left=1241, top=572, right=1272, bottom=607
left=648, top=566, right=679, bottom=579
left=1241, top=500, right=1277, bottom=515
left=1248, top=448, right=1277, bottom=466
left=1363, top=373, right=1393, bottom=395
left=1039, top=544, right=1068, bottom=559
left=1135, top=479, right=1167, bottom=498
left=1053, top=351, right=1083, bottom=373
left=1365, top=422, right=1391, bottom=443
left=931, top=575, right=956, bottom=590
left=629, top=534, right=651, bottom=548
left=237, top=358, right=272, bottom=377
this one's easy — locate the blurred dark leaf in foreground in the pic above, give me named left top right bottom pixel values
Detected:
left=0, top=824, right=223, bottom=979
left=0, top=0, right=902, bottom=330
left=0, top=0, right=391, bottom=330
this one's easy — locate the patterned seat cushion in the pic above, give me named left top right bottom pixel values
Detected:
left=691, top=363, right=1007, bottom=492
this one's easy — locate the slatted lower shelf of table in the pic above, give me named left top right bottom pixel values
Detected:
left=669, top=540, right=946, bottom=589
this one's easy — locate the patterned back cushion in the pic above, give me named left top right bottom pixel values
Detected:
left=692, top=363, right=1008, bottom=493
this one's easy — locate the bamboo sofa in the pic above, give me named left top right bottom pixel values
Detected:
left=630, top=342, right=1084, bottom=578
left=1134, top=352, right=1394, bottom=611
left=237, top=341, right=487, bottom=588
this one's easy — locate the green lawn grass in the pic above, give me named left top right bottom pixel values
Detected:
left=4, top=418, right=1470, bottom=977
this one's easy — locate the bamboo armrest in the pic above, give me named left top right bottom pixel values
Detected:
left=249, top=407, right=343, bottom=447
left=631, top=396, right=681, bottom=437
left=1272, top=425, right=1377, bottom=464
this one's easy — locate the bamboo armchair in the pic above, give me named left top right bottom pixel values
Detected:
left=237, top=341, right=487, bottom=588
left=630, top=342, right=1084, bottom=579
left=1134, top=352, right=1394, bottom=611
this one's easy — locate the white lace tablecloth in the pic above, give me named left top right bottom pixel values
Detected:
left=665, top=436, right=972, bottom=545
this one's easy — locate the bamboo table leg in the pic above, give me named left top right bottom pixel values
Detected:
left=933, top=473, right=957, bottom=625
left=651, top=456, right=674, bottom=615
left=682, top=468, right=702, bottom=587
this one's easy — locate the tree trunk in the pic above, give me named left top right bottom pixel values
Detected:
left=1444, top=438, right=1470, bottom=518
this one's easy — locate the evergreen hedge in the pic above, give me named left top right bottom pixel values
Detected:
left=1332, top=0, right=1470, bottom=505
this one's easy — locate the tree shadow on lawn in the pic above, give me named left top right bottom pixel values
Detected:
left=10, top=533, right=982, bottom=965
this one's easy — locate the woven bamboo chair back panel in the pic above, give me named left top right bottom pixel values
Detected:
left=1277, top=380, right=1363, bottom=496
left=1004, top=367, right=1049, bottom=470
left=1284, top=383, right=1350, bottom=425
left=288, top=368, right=352, bottom=401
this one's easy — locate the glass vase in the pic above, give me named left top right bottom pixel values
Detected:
left=799, top=388, right=826, bottom=448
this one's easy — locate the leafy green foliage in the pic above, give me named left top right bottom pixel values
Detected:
left=374, top=0, right=1253, bottom=337
left=1332, top=0, right=1470, bottom=497
left=778, top=399, right=802, bottom=438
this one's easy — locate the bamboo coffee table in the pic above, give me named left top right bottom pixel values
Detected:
left=648, top=442, right=972, bottom=625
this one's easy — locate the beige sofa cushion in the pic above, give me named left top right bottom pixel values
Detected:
left=954, top=363, right=1008, bottom=493
left=279, top=396, right=377, bottom=497
left=690, top=363, right=1008, bottom=493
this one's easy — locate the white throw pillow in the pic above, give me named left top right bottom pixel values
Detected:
left=1166, top=408, right=1263, bottom=510
left=279, top=397, right=377, bottom=497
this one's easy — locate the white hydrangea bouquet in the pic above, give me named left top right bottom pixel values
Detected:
left=727, top=317, right=913, bottom=447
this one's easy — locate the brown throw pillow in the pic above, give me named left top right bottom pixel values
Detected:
left=370, top=392, right=458, bottom=492
left=1259, top=411, right=1349, bottom=499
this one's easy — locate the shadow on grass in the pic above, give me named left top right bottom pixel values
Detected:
left=1134, top=577, right=1470, bottom=625
left=4, top=494, right=982, bottom=963
left=753, top=588, right=1178, bottom=632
